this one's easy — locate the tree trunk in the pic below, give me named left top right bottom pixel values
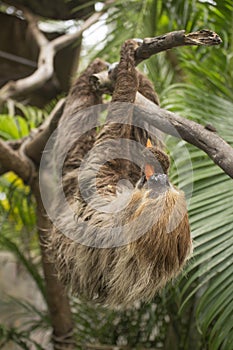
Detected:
left=32, top=177, right=75, bottom=350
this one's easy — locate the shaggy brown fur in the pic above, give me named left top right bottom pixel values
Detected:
left=50, top=40, right=192, bottom=308
left=55, top=58, right=108, bottom=198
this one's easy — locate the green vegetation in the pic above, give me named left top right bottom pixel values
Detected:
left=0, top=0, right=232, bottom=349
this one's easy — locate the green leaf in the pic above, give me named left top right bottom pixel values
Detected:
left=0, top=115, right=29, bottom=139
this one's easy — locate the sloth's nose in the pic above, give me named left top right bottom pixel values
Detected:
left=147, top=173, right=170, bottom=197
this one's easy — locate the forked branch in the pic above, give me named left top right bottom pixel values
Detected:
left=88, top=26, right=233, bottom=179
left=0, top=1, right=114, bottom=106
left=90, top=29, right=222, bottom=91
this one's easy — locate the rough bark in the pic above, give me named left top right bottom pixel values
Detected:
left=24, top=98, right=66, bottom=164
left=135, top=94, right=233, bottom=178
left=0, top=139, right=32, bottom=181
left=32, top=178, right=76, bottom=350
left=135, top=29, right=222, bottom=64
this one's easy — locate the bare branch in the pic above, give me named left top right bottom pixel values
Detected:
left=135, top=93, right=233, bottom=178
left=0, top=44, right=55, bottom=102
left=90, top=30, right=222, bottom=87
left=135, top=29, right=222, bottom=64
left=1, top=98, right=65, bottom=177
left=98, top=30, right=222, bottom=77
left=25, top=98, right=66, bottom=164
left=52, top=10, right=107, bottom=52
left=0, top=17, right=54, bottom=104
left=89, top=70, right=233, bottom=178
left=0, top=139, right=32, bottom=181
left=32, top=180, right=75, bottom=350
left=23, top=7, right=49, bottom=47
left=0, top=1, right=114, bottom=105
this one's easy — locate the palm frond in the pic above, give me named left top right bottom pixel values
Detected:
left=163, top=82, right=233, bottom=349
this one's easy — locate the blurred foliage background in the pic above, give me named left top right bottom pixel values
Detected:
left=0, top=0, right=232, bottom=349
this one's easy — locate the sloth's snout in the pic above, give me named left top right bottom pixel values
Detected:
left=147, top=173, right=170, bottom=197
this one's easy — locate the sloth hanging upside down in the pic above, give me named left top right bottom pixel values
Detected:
left=49, top=39, right=192, bottom=308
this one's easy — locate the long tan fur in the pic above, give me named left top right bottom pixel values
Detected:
left=49, top=40, right=192, bottom=308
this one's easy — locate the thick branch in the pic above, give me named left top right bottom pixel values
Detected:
left=32, top=179, right=75, bottom=350
left=90, top=29, right=222, bottom=89
left=89, top=71, right=233, bottom=178
left=1, top=98, right=65, bottom=176
left=23, top=7, right=49, bottom=47
left=135, top=29, right=222, bottom=64
left=25, top=98, right=66, bottom=164
left=134, top=93, right=233, bottom=178
left=0, top=18, right=52, bottom=103
left=0, top=139, right=31, bottom=181
left=0, top=1, right=113, bottom=105
left=52, top=7, right=113, bottom=52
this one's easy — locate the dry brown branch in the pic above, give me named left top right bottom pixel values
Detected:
left=90, top=71, right=233, bottom=179
left=0, top=6, right=52, bottom=103
left=96, top=30, right=222, bottom=81
left=0, top=139, right=32, bottom=181
left=90, top=29, right=222, bottom=91
left=24, top=98, right=66, bottom=164
left=135, top=29, right=222, bottom=64
left=32, top=179, right=75, bottom=350
left=52, top=10, right=107, bottom=52
left=0, top=98, right=65, bottom=181
left=0, top=1, right=114, bottom=105
left=135, top=93, right=233, bottom=178
left=23, top=7, right=49, bottom=47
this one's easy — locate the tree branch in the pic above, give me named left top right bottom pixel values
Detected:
left=134, top=93, right=233, bottom=178
left=0, top=98, right=65, bottom=179
left=135, top=29, right=222, bottom=64
left=32, top=179, right=75, bottom=350
left=0, top=1, right=114, bottom=105
left=24, top=98, right=66, bottom=164
left=90, top=29, right=222, bottom=89
left=23, top=7, right=49, bottom=47
left=0, top=139, right=32, bottom=181
left=89, top=70, right=233, bottom=178
left=52, top=7, right=112, bottom=52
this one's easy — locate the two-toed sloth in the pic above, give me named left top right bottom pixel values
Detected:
left=49, top=40, right=192, bottom=308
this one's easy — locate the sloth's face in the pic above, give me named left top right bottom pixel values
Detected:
left=137, top=139, right=171, bottom=197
